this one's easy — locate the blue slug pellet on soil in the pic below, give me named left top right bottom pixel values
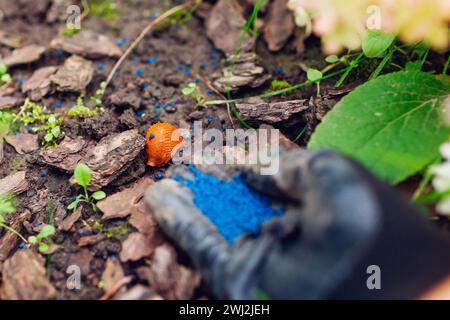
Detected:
left=174, top=165, right=284, bottom=244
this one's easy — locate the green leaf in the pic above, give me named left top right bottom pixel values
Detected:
left=307, top=68, right=323, bottom=82
left=28, top=236, right=37, bottom=244
left=38, top=243, right=49, bottom=253
left=91, top=190, right=106, bottom=200
left=37, top=225, right=55, bottom=239
left=1, top=74, right=11, bottom=84
left=182, top=83, right=196, bottom=95
left=74, top=163, right=91, bottom=188
left=67, top=200, right=78, bottom=210
left=362, top=30, right=396, bottom=58
left=325, top=55, right=339, bottom=63
left=51, top=126, right=61, bottom=138
left=405, top=61, right=422, bottom=72
left=308, top=71, right=450, bottom=184
left=44, top=133, right=54, bottom=142
left=0, top=64, right=7, bottom=75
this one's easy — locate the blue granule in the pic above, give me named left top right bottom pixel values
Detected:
left=174, top=165, right=284, bottom=244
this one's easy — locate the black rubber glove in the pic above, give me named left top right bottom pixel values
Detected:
left=144, top=150, right=450, bottom=299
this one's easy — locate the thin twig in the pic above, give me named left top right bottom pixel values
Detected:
left=103, top=1, right=194, bottom=91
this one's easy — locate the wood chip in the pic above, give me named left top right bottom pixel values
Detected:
left=0, top=211, right=30, bottom=262
left=0, top=250, right=56, bottom=300
left=236, top=99, right=309, bottom=124
left=212, top=53, right=270, bottom=92
left=0, top=171, right=28, bottom=195
left=22, top=66, right=57, bottom=100
left=102, top=259, right=126, bottom=292
left=205, top=0, right=254, bottom=56
left=119, top=232, right=163, bottom=262
left=0, top=96, right=23, bottom=109
left=51, top=55, right=94, bottom=92
left=5, top=133, right=39, bottom=154
left=129, top=200, right=158, bottom=235
left=75, top=129, right=146, bottom=191
left=144, top=244, right=201, bottom=299
left=50, top=30, right=122, bottom=58
left=263, top=0, right=295, bottom=51
left=1, top=45, right=46, bottom=67
left=59, top=206, right=82, bottom=231
left=40, top=136, right=87, bottom=172
left=98, top=177, right=153, bottom=221
left=78, top=234, right=105, bottom=247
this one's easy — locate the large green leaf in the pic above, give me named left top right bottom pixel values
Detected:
left=308, top=71, right=450, bottom=184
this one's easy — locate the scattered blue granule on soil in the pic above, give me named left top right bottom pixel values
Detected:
left=173, top=165, right=284, bottom=244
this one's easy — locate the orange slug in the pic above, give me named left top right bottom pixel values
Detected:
left=145, top=123, right=184, bottom=167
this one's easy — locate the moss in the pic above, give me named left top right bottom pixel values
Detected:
left=104, top=222, right=131, bottom=241
left=263, top=80, right=291, bottom=96
left=89, top=0, right=119, bottom=21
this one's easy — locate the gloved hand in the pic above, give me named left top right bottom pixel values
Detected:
left=144, top=150, right=450, bottom=299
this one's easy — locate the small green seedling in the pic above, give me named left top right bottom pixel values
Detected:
left=89, top=81, right=107, bottom=106
left=63, top=27, right=81, bottom=37
left=68, top=163, right=106, bottom=212
left=0, top=63, right=12, bottom=86
left=307, top=68, right=323, bottom=96
left=0, top=194, right=27, bottom=243
left=16, top=101, right=62, bottom=147
left=67, top=94, right=99, bottom=118
left=28, top=225, right=55, bottom=253
left=182, top=82, right=207, bottom=108
left=43, top=115, right=61, bottom=146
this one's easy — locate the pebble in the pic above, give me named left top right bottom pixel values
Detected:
left=147, top=57, right=157, bottom=64
left=39, top=171, right=46, bottom=177
left=155, top=172, right=165, bottom=180
left=55, top=100, right=62, bottom=108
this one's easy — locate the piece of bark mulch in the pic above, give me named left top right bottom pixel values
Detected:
left=0, top=96, right=23, bottom=109
left=51, top=55, right=94, bottom=92
left=22, top=66, right=57, bottom=100
left=0, top=171, right=28, bottom=195
left=78, top=234, right=105, bottom=247
left=114, top=285, right=161, bottom=300
left=50, top=30, right=122, bottom=58
left=97, top=177, right=153, bottom=221
left=5, top=133, right=39, bottom=154
left=139, top=244, right=201, bottom=300
left=119, top=232, right=164, bottom=262
left=102, top=259, right=126, bottom=293
left=129, top=200, right=158, bottom=235
left=40, top=136, right=88, bottom=172
left=205, top=0, right=254, bottom=56
left=236, top=99, right=309, bottom=124
left=0, top=45, right=46, bottom=67
left=263, top=0, right=295, bottom=51
left=59, top=206, right=82, bottom=232
left=0, top=210, right=30, bottom=262
left=0, top=250, right=56, bottom=300
left=212, top=52, right=270, bottom=92
left=74, top=129, right=146, bottom=191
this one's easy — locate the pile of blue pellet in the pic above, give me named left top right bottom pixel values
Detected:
left=174, top=165, right=284, bottom=244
